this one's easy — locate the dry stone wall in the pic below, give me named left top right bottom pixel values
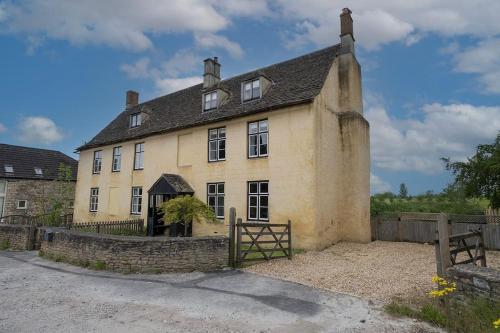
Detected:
left=0, top=224, right=36, bottom=250
left=40, top=229, right=229, bottom=273
left=447, top=264, right=500, bottom=303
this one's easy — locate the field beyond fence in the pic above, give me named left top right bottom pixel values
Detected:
left=371, top=212, right=500, bottom=250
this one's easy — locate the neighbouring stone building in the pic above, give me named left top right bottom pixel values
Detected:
left=74, top=9, right=370, bottom=250
left=0, top=144, right=78, bottom=217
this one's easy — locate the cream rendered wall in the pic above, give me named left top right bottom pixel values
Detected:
left=311, top=52, right=371, bottom=247
left=74, top=104, right=320, bottom=249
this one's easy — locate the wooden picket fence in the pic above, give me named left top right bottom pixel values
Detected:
left=70, top=219, right=144, bottom=235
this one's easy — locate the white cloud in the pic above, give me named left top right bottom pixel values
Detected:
left=18, top=116, right=63, bottom=145
left=366, top=102, right=500, bottom=173
left=453, top=38, right=500, bottom=94
left=0, top=0, right=229, bottom=51
left=162, top=50, right=200, bottom=77
left=154, top=76, right=202, bottom=95
left=275, top=1, right=500, bottom=50
left=214, top=0, right=271, bottom=17
left=371, top=173, right=392, bottom=194
left=121, top=51, right=202, bottom=94
left=194, top=33, right=243, bottom=58
left=0, top=122, right=6, bottom=133
left=0, top=3, right=6, bottom=22
left=121, top=58, right=152, bottom=79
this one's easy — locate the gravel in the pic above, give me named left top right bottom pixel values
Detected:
left=244, top=241, right=500, bottom=303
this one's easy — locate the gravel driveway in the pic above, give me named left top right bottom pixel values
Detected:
left=0, top=250, right=440, bottom=333
left=245, top=241, right=500, bottom=303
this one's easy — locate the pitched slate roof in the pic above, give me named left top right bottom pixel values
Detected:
left=0, top=144, right=78, bottom=181
left=148, top=174, right=194, bottom=195
left=77, top=44, right=342, bottom=151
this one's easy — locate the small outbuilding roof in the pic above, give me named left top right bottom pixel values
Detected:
left=148, top=174, right=194, bottom=195
left=0, top=143, right=78, bottom=181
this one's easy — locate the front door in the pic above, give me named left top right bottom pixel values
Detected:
left=147, top=194, right=192, bottom=237
left=147, top=194, right=171, bottom=236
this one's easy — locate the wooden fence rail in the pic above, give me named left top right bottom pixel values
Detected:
left=70, top=219, right=144, bottom=235
left=371, top=213, right=500, bottom=250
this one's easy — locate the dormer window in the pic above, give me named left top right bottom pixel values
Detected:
left=203, top=91, right=218, bottom=111
left=4, top=165, right=13, bottom=173
left=34, top=167, right=43, bottom=176
left=243, top=79, right=261, bottom=101
left=130, top=113, right=142, bottom=128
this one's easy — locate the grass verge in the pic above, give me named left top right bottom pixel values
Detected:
left=385, top=297, right=500, bottom=332
left=38, top=250, right=107, bottom=271
left=0, top=239, right=10, bottom=250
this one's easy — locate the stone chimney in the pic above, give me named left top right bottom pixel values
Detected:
left=126, top=90, right=139, bottom=109
left=203, top=57, right=221, bottom=89
left=340, top=8, right=355, bottom=54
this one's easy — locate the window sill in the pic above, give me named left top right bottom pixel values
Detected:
left=133, top=168, right=144, bottom=171
left=208, top=159, right=226, bottom=163
left=248, top=155, right=268, bottom=160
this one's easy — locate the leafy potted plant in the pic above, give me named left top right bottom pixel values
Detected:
left=160, top=195, right=219, bottom=236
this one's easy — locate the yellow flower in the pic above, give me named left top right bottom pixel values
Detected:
left=493, top=318, right=500, bottom=329
left=428, top=276, right=456, bottom=298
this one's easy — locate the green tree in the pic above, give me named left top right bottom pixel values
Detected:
left=160, top=195, right=220, bottom=235
left=36, top=163, right=75, bottom=225
left=443, top=133, right=500, bottom=209
left=399, top=183, right=408, bottom=198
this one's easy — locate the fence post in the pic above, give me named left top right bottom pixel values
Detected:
left=288, top=220, right=292, bottom=260
left=236, top=218, right=242, bottom=268
left=436, top=213, right=451, bottom=277
left=479, top=226, right=487, bottom=267
left=228, top=207, right=236, bottom=268
left=97, top=224, right=100, bottom=234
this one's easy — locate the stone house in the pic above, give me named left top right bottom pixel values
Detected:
left=74, top=9, right=370, bottom=250
left=0, top=144, right=78, bottom=217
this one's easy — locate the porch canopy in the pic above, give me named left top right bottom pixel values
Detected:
left=148, top=174, right=194, bottom=196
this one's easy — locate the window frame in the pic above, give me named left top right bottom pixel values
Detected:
left=247, top=180, right=269, bottom=221
left=112, top=146, right=122, bottom=172
left=208, top=127, right=226, bottom=162
left=4, top=165, right=13, bottom=173
left=203, top=91, right=218, bottom=112
left=89, top=187, right=99, bottom=212
left=0, top=180, right=6, bottom=217
left=134, top=143, right=145, bottom=170
left=129, top=113, right=142, bottom=128
left=130, top=186, right=143, bottom=215
left=242, top=78, right=261, bottom=102
left=92, top=150, right=102, bottom=174
left=34, top=167, right=43, bottom=176
left=207, top=182, right=225, bottom=219
left=16, top=200, right=28, bottom=210
left=247, top=119, right=269, bottom=159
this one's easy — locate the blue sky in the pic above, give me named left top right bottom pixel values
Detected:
left=0, top=1, right=499, bottom=195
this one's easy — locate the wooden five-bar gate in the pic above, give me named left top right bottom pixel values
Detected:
left=228, top=208, right=292, bottom=267
left=435, top=213, right=487, bottom=276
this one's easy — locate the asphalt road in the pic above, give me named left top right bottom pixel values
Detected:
left=0, top=251, right=438, bottom=333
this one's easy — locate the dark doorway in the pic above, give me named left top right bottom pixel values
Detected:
left=147, top=174, right=194, bottom=237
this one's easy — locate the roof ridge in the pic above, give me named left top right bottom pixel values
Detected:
left=0, top=143, right=71, bottom=156
left=136, top=44, right=341, bottom=108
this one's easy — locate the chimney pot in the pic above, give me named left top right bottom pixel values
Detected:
left=126, top=90, right=139, bottom=109
left=340, top=7, right=354, bottom=39
left=203, top=57, right=221, bottom=89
